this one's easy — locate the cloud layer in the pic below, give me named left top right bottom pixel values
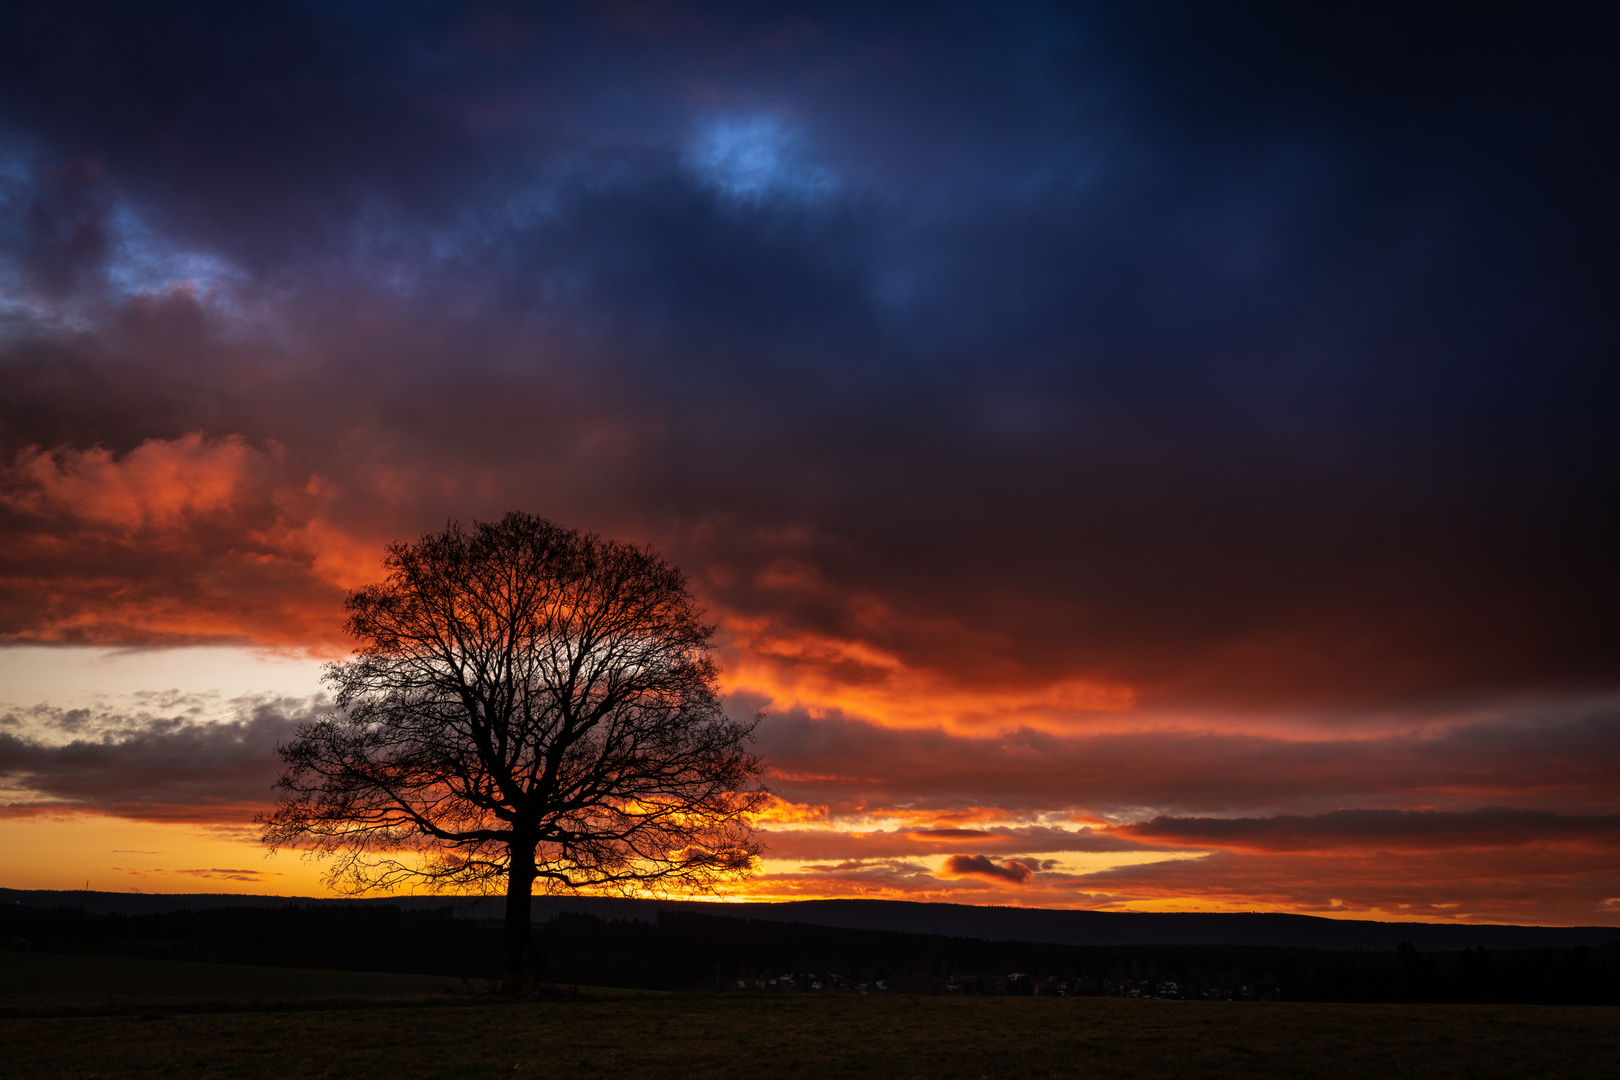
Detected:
left=0, top=2, right=1616, bottom=919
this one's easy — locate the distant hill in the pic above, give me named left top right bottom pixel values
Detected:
left=6, top=888, right=1616, bottom=952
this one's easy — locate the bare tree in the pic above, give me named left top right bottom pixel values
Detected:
left=259, top=512, right=767, bottom=992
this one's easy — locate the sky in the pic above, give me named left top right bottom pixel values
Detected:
left=1, top=1, right=1617, bottom=924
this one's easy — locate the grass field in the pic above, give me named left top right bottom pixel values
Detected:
left=3, top=952, right=1616, bottom=1079
left=0, top=950, right=485, bottom=1017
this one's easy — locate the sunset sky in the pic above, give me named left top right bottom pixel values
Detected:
left=2, top=2, right=1617, bottom=925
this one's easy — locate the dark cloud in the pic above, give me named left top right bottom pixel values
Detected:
left=0, top=2, right=1616, bottom=918
left=752, top=704, right=1620, bottom=816
left=1122, top=808, right=1620, bottom=852
left=13, top=156, right=116, bottom=296
left=758, top=825, right=1155, bottom=862
left=794, top=859, right=930, bottom=876
left=1078, top=846, right=1620, bottom=926
left=172, top=868, right=285, bottom=882
left=0, top=3, right=1612, bottom=712
left=940, top=855, right=1035, bottom=885
left=0, top=695, right=313, bottom=821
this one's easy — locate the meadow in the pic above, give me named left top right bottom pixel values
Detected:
left=3, top=951, right=1617, bottom=1079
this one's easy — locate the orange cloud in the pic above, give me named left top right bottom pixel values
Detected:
left=8, top=433, right=265, bottom=533
left=748, top=794, right=832, bottom=826
left=0, top=434, right=378, bottom=648
left=721, top=616, right=1136, bottom=735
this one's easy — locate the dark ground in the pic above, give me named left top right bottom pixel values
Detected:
left=6, top=900, right=1619, bottom=1004
left=2, top=950, right=1617, bottom=1080
left=8, top=889, right=1618, bottom=951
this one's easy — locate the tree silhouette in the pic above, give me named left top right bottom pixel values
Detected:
left=259, top=512, right=767, bottom=991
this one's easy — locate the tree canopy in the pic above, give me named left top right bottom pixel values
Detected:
left=260, top=512, right=767, bottom=990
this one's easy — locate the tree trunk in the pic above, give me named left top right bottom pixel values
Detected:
left=502, top=843, right=537, bottom=994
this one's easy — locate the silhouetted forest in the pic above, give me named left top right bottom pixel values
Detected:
left=4, top=902, right=1617, bottom=1005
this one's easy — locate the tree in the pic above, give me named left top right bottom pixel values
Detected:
left=259, top=512, right=767, bottom=992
